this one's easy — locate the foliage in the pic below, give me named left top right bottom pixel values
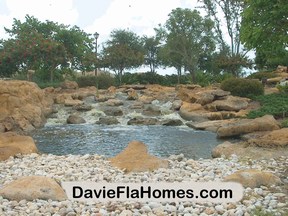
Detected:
left=247, top=93, right=288, bottom=119
left=247, top=71, right=277, bottom=80
left=157, top=8, right=216, bottom=83
left=281, top=119, right=288, bottom=128
left=0, top=15, right=95, bottom=82
left=277, top=84, right=288, bottom=93
left=249, top=207, right=275, bottom=216
left=142, top=36, right=161, bottom=73
left=241, top=0, right=288, bottom=70
left=76, top=73, right=115, bottom=89
left=101, top=29, right=144, bottom=85
left=221, top=78, right=264, bottom=97
left=196, top=71, right=233, bottom=87
left=199, top=0, right=250, bottom=76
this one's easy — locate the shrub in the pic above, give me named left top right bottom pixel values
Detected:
left=281, top=119, right=288, bottom=128
left=247, top=93, right=288, bottom=119
left=220, top=78, right=264, bottom=98
left=76, top=73, right=115, bottom=89
left=247, top=71, right=276, bottom=80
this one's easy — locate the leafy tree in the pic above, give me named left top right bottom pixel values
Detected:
left=158, top=8, right=216, bottom=83
left=199, top=0, right=251, bottom=76
left=101, top=29, right=144, bottom=85
left=0, top=15, right=95, bottom=81
left=142, top=36, right=161, bottom=73
left=241, top=0, right=288, bottom=70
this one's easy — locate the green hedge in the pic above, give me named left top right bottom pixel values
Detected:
left=76, top=73, right=115, bottom=89
left=221, top=78, right=264, bottom=98
left=246, top=71, right=276, bottom=80
left=247, top=93, right=288, bottom=119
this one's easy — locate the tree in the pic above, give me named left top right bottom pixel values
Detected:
left=241, top=0, right=288, bottom=69
left=143, top=36, right=161, bottom=73
left=101, top=29, right=144, bottom=85
left=158, top=8, right=216, bottom=83
left=199, top=0, right=251, bottom=76
left=0, top=15, right=95, bottom=81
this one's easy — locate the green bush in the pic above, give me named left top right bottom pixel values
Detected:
left=247, top=93, right=288, bottom=119
left=246, top=71, right=276, bottom=80
left=221, top=78, right=264, bottom=98
left=281, top=119, right=288, bottom=128
left=76, top=73, right=115, bottom=89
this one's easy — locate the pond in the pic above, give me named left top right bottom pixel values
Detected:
left=31, top=124, right=223, bottom=159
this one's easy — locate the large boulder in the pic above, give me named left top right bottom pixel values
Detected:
left=0, top=80, right=53, bottom=132
left=0, top=176, right=67, bottom=201
left=224, top=169, right=282, bottom=188
left=127, top=89, right=139, bottom=100
left=217, top=115, right=280, bottom=138
left=187, top=119, right=237, bottom=132
left=212, top=141, right=288, bottom=159
left=103, top=107, right=123, bottom=116
left=143, top=104, right=161, bottom=116
left=0, top=132, right=38, bottom=161
left=206, top=96, right=250, bottom=112
left=109, top=141, right=169, bottom=172
left=105, top=99, right=124, bottom=106
left=247, top=128, right=288, bottom=147
left=66, top=114, right=86, bottom=124
left=60, top=80, right=78, bottom=89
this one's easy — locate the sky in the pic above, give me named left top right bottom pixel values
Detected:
left=0, top=0, right=220, bottom=75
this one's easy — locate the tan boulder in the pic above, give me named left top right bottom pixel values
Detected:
left=138, top=95, right=154, bottom=104
left=127, top=89, right=139, bottom=100
left=109, top=141, right=169, bottom=172
left=105, top=99, right=124, bottom=106
left=0, top=132, right=38, bottom=161
left=212, top=141, right=288, bottom=159
left=247, top=128, right=288, bottom=147
left=206, top=96, right=250, bottom=112
left=107, top=86, right=117, bottom=94
left=267, top=77, right=283, bottom=84
left=0, top=80, right=53, bottom=131
left=66, top=114, right=86, bottom=124
left=187, top=119, right=237, bottom=132
left=61, top=80, right=78, bottom=89
left=224, top=169, right=281, bottom=188
left=64, top=99, right=84, bottom=106
left=0, top=176, right=67, bottom=201
left=217, top=115, right=280, bottom=138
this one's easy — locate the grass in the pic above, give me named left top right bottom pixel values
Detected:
left=247, top=93, right=288, bottom=119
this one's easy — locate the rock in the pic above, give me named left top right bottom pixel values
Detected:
left=138, top=95, right=154, bottom=104
left=195, top=92, right=215, bottom=105
left=206, top=96, right=250, bottom=112
left=103, top=107, right=123, bottom=116
left=143, top=105, right=161, bottom=116
left=276, top=65, right=288, bottom=73
left=172, top=100, right=183, bottom=110
left=217, top=115, right=280, bottom=138
left=105, top=99, right=124, bottom=106
left=61, top=80, right=78, bottom=89
left=127, top=117, right=159, bottom=125
left=224, top=169, right=282, bottom=188
left=129, top=101, right=143, bottom=109
left=107, top=86, right=117, bottom=94
left=64, top=99, right=83, bottom=107
left=161, top=119, right=183, bottom=126
left=186, top=119, right=237, bottom=132
left=55, top=93, right=73, bottom=104
left=0, top=132, right=38, bottom=161
left=247, top=128, right=288, bottom=147
left=73, top=104, right=92, bottom=111
left=95, top=117, right=119, bottom=125
left=66, top=114, right=86, bottom=124
left=122, top=84, right=146, bottom=90
left=267, top=77, right=283, bottom=84
left=212, top=141, right=288, bottom=159
left=109, top=141, right=169, bottom=172
left=0, top=80, right=53, bottom=132
left=127, top=89, right=139, bottom=100
left=0, top=176, right=67, bottom=201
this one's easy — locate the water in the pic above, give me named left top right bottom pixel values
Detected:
left=31, top=124, right=222, bottom=159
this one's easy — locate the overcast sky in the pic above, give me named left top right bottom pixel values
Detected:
left=0, top=0, right=208, bottom=74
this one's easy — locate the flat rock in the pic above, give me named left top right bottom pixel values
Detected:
left=206, top=96, right=250, bottom=112
left=186, top=119, right=237, bottom=132
left=0, top=132, right=38, bottom=161
left=224, top=169, right=282, bottom=188
left=217, top=115, right=280, bottom=137
left=127, top=117, right=159, bottom=125
left=105, top=99, right=124, bottom=106
left=102, top=107, right=123, bottom=116
left=109, top=141, right=169, bottom=172
left=0, top=176, right=67, bottom=201
left=161, top=119, right=183, bottom=126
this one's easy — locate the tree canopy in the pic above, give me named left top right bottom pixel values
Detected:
left=241, top=0, right=288, bottom=69
left=101, top=29, right=144, bottom=85
left=0, top=15, right=95, bottom=81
